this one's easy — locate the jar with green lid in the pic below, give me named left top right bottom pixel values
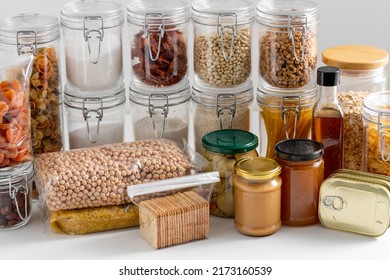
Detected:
left=191, top=0, right=254, bottom=88
left=322, top=45, right=389, bottom=171
left=233, top=157, right=282, bottom=236
left=363, top=91, right=390, bottom=176
left=275, top=139, right=324, bottom=226
left=192, top=80, right=254, bottom=153
left=257, top=82, right=318, bottom=158
left=202, top=129, right=258, bottom=217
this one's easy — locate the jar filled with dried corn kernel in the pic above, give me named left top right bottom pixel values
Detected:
left=363, top=91, right=390, bottom=176
left=202, top=129, right=258, bottom=218
left=256, top=0, right=319, bottom=89
left=191, top=0, right=254, bottom=88
left=257, top=82, right=318, bottom=159
left=322, top=45, right=389, bottom=171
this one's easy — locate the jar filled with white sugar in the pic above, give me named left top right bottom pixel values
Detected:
left=128, top=80, right=190, bottom=144
left=61, top=0, right=124, bottom=91
left=127, top=0, right=190, bottom=88
left=191, top=80, right=254, bottom=153
left=191, top=0, right=254, bottom=88
left=64, top=83, right=126, bottom=149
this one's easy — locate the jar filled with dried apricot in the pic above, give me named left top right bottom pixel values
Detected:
left=275, top=139, right=324, bottom=226
left=256, top=0, right=319, bottom=89
left=363, top=91, right=390, bottom=176
left=202, top=129, right=258, bottom=217
left=127, top=0, right=190, bottom=88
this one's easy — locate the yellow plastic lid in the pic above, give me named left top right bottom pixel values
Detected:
left=322, top=45, right=389, bottom=70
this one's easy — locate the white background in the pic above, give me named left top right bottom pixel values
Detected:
left=1, top=0, right=390, bottom=278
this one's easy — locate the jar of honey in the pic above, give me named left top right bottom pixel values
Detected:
left=275, top=139, right=324, bottom=226
left=233, top=157, right=282, bottom=236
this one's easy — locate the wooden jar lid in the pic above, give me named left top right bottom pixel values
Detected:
left=322, top=45, right=389, bottom=70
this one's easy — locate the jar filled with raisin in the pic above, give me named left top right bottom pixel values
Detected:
left=275, top=139, right=324, bottom=226
left=202, top=129, right=258, bottom=218
left=127, top=0, right=190, bottom=88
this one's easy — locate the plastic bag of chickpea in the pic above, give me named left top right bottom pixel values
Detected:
left=34, top=139, right=204, bottom=211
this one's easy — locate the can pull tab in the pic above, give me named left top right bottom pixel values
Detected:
left=8, top=173, right=29, bottom=221
left=322, top=196, right=345, bottom=211
left=84, top=16, right=104, bottom=64
left=217, top=13, right=237, bottom=61
left=149, top=94, right=169, bottom=139
left=288, top=15, right=307, bottom=63
left=378, top=112, right=390, bottom=162
left=281, top=96, right=300, bottom=139
left=145, top=13, right=165, bottom=62
left=16, top=31, right=37, bottom=55
left=83, top=98, right=103, bottom=143
left=217, top=94, right=236, bottom=130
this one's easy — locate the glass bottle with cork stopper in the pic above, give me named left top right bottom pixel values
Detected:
left=313, top=66, right=343, bottom=178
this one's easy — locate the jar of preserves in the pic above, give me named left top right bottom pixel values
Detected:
left=128, top=80, right=190, bottom=143
left=191, top=0, right=254, bottom=88
left=0, top=162, right=33, bottom=230
left=192, top=80, right=254, bottom=153
left=202, top=129, right=258, bottom=218
left=233, top=157, right=282, bottom=236
left=127, top=0, right=190, bottom=87
left=256, top=0, right=319, bottom=89
left=61, top=0, right=124, bottom=91
left=257, top=83, right=318, bottom=158
left=363, top=91, right=390, bottom=176
left=0, top=16, right=40, bottom=168
left=322, top=45, right=389, bottom=171
left=64, top=83, right=126, bottom=149
left=275, top=139, right=324, bottom=226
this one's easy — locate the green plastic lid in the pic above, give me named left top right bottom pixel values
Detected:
left=202, top=129, right=258, bottom=154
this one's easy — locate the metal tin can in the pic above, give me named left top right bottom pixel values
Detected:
left=233, top=157, right=282, bottom=236
left=319, top=169, right=390, bottom=237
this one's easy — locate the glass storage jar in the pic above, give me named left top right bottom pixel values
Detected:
left=202, top=129, right=258, bottom=218
left=257, top=82, right=318, bottom=158
left=64, top=83, right=126, bottom=149
left=191, top=0, right=254, bottom=88
left=61, top=0, right=124, bottom=91
left=192, top=80, right=254, bottom=154
left=0, top=162, right=33, bottom=230
left=275, top=139, right=324, bottom=226
left=0, top=14, right=63, bottom=156
left=363, top=91, right=390, bottom=176
left=0, top=17, right=39, bottom=168
left=128, top=80, right=190, bottom=143
left=127, top=0, right=190, bottom=87
left=322, top=45, right=389, bottom=171
left=233, top=157, right=282, bottom=236
left=256, top=0, right=319, bottom=89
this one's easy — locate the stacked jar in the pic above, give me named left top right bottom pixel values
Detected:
left=322, top=45, right=389, bottom=171
left=191, top=0, right=255, bottom=154
left=0, top=14, right=60, bottom=229
left=127, top=0, right=191, bottom=144
left=61, top=0, right=126, bottom=149
left=256, top=0, right=320, bottom=157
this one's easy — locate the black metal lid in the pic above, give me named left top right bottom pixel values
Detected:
left=275, top=139, right=324, bottom=161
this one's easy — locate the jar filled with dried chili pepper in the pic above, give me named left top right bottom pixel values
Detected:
left=0, top=15, right=54, bottom=169
left=191, top=0, right=254, bottom=88
left=61, top=0, right=124, bottom=91
left=64, top=83, right=126, bottom=150
left=127, top=0, right=190, bottom=88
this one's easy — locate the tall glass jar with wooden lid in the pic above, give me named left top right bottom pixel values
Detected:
left=322, top=45, right=389, bottom=171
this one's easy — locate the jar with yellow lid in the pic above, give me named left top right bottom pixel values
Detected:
left=322, top=45, right=389, bottom=171
left=233, top=157, right=282, bottom=236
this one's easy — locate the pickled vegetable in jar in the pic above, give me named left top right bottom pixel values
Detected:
left=202, top=129, right=258, bottom=218
left=363, top=91, right=390, bottom=176
left=275, top=139, right=324, bottom=226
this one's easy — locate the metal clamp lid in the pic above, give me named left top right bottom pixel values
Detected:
left=16, top=31, right=37, bottom=55
left=281, top=96, right=301, bottom=139
left=216, top=94, right=236, bottom=130
left=82, top=98, right=103, bottom=144
left=148, top=94, right=169, bottom=139
left=83, top=16, right=104, bottom=64
left=378, top=112, right=390, bottom=162
left=144, top=13, right=165, bottom=62
left=217, top=13, right=237, bottom=61
left=288, top=14, right=307, bottom=63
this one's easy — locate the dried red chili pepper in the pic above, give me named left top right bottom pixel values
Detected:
left=131, top=29, right=187, bottom=87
